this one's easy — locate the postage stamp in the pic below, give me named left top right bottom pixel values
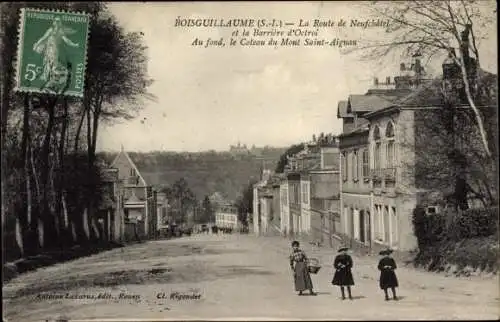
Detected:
left=15, top=8, right=90, bottom=97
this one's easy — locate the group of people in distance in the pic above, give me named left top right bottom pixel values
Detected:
left=289, top=240, right=399, bottom=301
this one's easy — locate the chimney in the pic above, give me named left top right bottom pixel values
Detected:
left=414, top=58, right=422, bottom=76
left=461, top=24, right=472, bottom=63
left=374, top=77, right=379, bottom=86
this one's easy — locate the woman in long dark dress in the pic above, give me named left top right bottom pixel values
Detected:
left=289, top=241, right=316, bottom=296
left=378, top=249, right=399, bottom=301
left=332, top=247, right=355, bottom=300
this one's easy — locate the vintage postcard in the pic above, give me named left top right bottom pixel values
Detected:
left=1, top=1, right=498, bottom=321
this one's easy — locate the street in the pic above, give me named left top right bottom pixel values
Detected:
left=3, top=234, right=499, bottom=321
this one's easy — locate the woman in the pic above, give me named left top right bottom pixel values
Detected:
left=332, top=247, right=355, bottom=300
left=378, top=249, right=399, bottom=301
left=289, top=241, right=316, bottom=296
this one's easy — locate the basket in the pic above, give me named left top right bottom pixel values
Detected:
left=307, top=258, right=321, bottom=274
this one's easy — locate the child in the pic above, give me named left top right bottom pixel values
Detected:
left=332, top=247, right=354, bottom=300
left=378, top=249, right=399, bottom=301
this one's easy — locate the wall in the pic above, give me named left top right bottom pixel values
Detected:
left=343, top=117, right=355, bottom=133
left=280, top=183, right=290, bottom=235
left=300, top=178, right=311, bottom=233
left=288, top=178, right=301, bottom=234
left=253, top=186, right=259, bottom=235
left=367, top=109, right=418, bottom=251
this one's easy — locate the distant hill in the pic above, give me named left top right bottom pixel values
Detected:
left=98, top=148, right=287, bottom=201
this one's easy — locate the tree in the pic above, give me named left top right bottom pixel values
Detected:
left=201, top=196, right=214, bottom=224
left=163, top=178, right=197, bottom=224
left=236, top=180, right=257, bottom=228
left=347, top=0, right=496, bottom=158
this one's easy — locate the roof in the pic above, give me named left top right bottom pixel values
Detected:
left=395, top=78, right=444, bottom=107
left=110, top=149, right=147, bottom=186
left=126, top=193, right=141, bottom=203
left=347, top=94, right=393, bottom=113
left=337, top=100, right=352, bottom=118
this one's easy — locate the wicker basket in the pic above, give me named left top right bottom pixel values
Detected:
left=307, top=258, right=321, bottom=274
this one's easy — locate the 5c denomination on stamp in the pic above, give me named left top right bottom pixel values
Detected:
left=15, top=8, right=90, bottom=97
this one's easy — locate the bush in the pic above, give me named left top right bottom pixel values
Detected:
left=452, top=207, right=499, bottom=239
left=412, top=206, right=447, bottom=249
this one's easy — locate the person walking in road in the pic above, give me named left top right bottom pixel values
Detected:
left=332, top=247, right=355, bottom=300
left=378, top=249, right=399, bottom=301
left=289, top=240, right=316, bottom=296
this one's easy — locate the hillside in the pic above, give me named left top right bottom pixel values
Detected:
left=97, top=148, right=286, bottom=201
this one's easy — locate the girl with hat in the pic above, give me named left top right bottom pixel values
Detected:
left=289, top=240, right=316, bottom=296
left=378, top=249, right=399, bottom=301
left=331, top=247, right=355, bottom=300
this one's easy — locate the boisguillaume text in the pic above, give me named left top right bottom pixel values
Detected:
left=181, top=16, right=388, bottom=49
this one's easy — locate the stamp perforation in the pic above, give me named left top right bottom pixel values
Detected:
left=13, top=7, right=91, bottom=98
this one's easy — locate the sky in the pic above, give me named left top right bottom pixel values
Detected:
left=96, top=1, right=497, bottom=153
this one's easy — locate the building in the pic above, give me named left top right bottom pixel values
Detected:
left=215, top=203, right=239, bottom=229
left=279, top=177, right=290, bottom=236
left=252, top=169, right=272, bottom=235
left=97, top=167, right=125, bottom=243
left=110, top=147, right=166, bottom=240
left=336, top=33, right=496, bottom=252
left=309, top=136, right=341, bottom=247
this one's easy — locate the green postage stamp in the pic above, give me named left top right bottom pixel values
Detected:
left=15, top=8, right=90, bottom=97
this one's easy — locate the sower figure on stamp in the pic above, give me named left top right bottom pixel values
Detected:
left=289, top=241, right=316, bottom=296
left=332, top=247, right=355, bottom=300
left=378, top=249, right=399, bottom=301
left=33, top=17, right=79, bottom=91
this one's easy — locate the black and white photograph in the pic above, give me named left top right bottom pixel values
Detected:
left=1, top=1, right=498, bottom=321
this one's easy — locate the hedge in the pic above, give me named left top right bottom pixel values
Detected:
left=412, top=206, right=499, bottom=249
left=451, top=207, right=499, bottom=240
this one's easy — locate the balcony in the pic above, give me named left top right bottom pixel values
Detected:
left=370, top=168, right=383, bottom=180
left=383, top=167, right=396, bottom=181
left=370, top=168, right=396, bottom=181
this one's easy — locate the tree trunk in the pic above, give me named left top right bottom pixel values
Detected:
left=455, top=55, right=492, bottom=158
left=40, top=99, right=59, bottom=249
left=21, top=95, right=38, bottom=255
left=74, top=107, right=86, bottom=154
left=85, top=107, right=97, bottom=242
left=56, top=98, right=71, bottom=248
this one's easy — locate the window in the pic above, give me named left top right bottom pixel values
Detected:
left=342, top=153, right=347, bottom=181
left=353, top=151, right=358, bottom=181
left=386, top=141, right=395, bottom=168
left=384, top=206, right=390, bottom=243
left=373, top=125, right=381, bottom=140
left=281, top=189, right=288, bottom=206
left=373, top=125, right=382, bottom=171
left=301, top=182, right=309, bottom=204
left=347, top=152, right=352, bottom=181
left=374, top=205, right=385, bottom=241
left=130, top=168, right=136, bottom=177
left=385, top=122, right=395, bottom=168
left=374, top=143, right=381, bottom=169
left=362, top=149, right=369, bottom=179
